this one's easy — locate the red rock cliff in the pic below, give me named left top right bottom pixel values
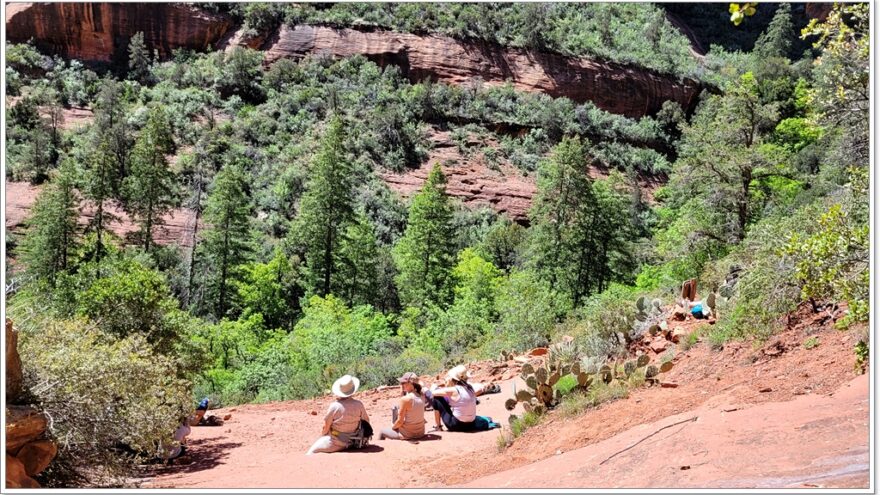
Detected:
left=5, top=2, right=233, bottom=63
left=263, top=25, right=701, bottom=118
left=7, top=3, right=701, bottom=118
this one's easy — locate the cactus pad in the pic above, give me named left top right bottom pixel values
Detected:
left=549, top=371, right=560, bottom=387
left=537, top=384, right=554, bottom=404
left=637, top=354, right=649, bottom=367
left=637, top=296, right=647, bottom=311
left=515, top=389, right=533, bottom=402
left=645, top=365, right=659, bottom=378
left=505, top=398, right=517, bottom=410
left=571, top=362, right=581, bottom=376
left=624, top=360, right=637, bottom=377
left=535, top=367, right=548, bottom=384
left=660, top=361, right=674, bottom=373
left=521, top=363, right=535, bottom=376
left=525, top=375, right=538, bottom=391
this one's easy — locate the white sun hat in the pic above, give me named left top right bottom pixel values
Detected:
left=331, top=374, right=360, bottom=398
left=446, top=365, right=471, bottom=382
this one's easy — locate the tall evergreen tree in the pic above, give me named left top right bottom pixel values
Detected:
left=393, top=164, right=456, bottom=309
left=19, top=161, right=79, bottom=285
left=123, top=107, right=178, bottom=252
left=528, top=136, right=631, bottom=306
left=93, top=79, right=133, bottom=190
left=197, top=161, right=254, bottom=320
left=181, top=128, right=227, bottom=305
left=754, top=3, right=793, bottom=59
left=127, top=32, right=151, bottom=84
left=80, top=138, right=118, bottom=263
left=291, top=116, right=355, bottom=297
left=337, top=213, right=381, bottom=307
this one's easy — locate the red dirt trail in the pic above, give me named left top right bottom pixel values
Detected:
left=145, top=312, right=871, bottom=489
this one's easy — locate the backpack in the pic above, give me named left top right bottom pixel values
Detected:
left=346, top=419, right=373, bottom=449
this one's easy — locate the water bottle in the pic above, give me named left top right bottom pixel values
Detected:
left=391, top=405, right=399, bottom=423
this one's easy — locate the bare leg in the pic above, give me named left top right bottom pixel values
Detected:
left=306, top=435, right=346, bottom=455
left=379, top=427, right=404, bottom=440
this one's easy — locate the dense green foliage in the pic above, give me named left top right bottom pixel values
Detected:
left=4, top=3, right=869, bottom=484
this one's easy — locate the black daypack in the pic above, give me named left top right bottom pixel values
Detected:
left=346, top=419, right=373, bottom=449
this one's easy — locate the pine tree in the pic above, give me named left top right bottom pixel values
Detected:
left=393, top=164, right=456, bottom=309
left=127, top=32, right=151, bottom=84
left=181, top=129, right=226, bottom=306
left=528, top=136, right=630, bottom=306
left=337, top=213, right=381, bottom=307
left=19, top=160, right=79, bottom=285
left=80, top=138, right=118, bottom=263
left=93, top=79, right=133, bottom=190
left=197, top=161, right=254, bottom=320
left=123, top=107, right=178, bottom=252
left=754, top=3, right=793, bottom=59
left=290, top=116, right=355, bottom=297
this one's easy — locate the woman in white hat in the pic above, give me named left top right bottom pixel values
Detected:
left=425, top=365, right=478, bottom=432
left=306, top=374, right=370, bottom=455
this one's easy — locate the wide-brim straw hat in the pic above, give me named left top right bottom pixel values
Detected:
left=446, top=365, right=471, bottom=382
left=332, top=375, right=360, bottom=398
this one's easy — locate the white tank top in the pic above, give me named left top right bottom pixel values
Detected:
left=448, top=384, right=477, bottom=422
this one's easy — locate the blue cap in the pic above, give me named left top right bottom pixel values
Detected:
left=197, top=398, right=209, bottom=410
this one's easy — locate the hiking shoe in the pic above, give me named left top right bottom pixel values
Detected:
left=485, top=384, right=501, bottom=394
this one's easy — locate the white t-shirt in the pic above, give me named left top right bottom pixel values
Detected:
left=447, top=385, right=477, bottom=422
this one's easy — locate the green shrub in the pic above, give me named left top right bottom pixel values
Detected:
left=16, top=315, right=191, bottom=484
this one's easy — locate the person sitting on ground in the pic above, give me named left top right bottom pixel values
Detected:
left=306, top=374, right=371, bottom=455
left=426, top=365, right=480, bottom=432
left=379, top=372, right=427, bottom=441
left=160, top=416, right=192, bottom=464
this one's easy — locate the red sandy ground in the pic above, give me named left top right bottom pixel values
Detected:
left=145, top=306, right=871, bottom=489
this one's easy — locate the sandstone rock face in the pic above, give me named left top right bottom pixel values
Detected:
left=16, top=440, right=58, bottom=477
left=264, top=25, right=701, bottom=118
left=5, top=319, right=23, bottom=404
left=7, top=4, right=701, bottom=118
left=6, top=454, right=40, bottom=489
left=5, top=3, right=233, bottom=63
left=6, top=405, right=48, bottom=453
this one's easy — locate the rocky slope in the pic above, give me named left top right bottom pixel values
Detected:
left=6, top=2, right=701, bottom=118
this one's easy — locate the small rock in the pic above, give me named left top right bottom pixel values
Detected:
left=309, top=410, right=317, bottom=416
left=5, top=454, right=39, bottom=488
left=271, top=417, right=276, bottom=421
left=556, top=449, right=562, bottom=455
left=758, top=387, right=772, bottom=393
left=529, top=347, right=548, bottom=357
left=660, top=382, right=678, bottom=388
left=223, top=414, right=232, bottom=421
left=670, top=327, right=688, bottom=344
left=6, top=405, right=48, bottom=452
left=15, top=439, right=57, bottom=477
left=225, top=429, right=232, bottom=433
left=680, top=465, right=691, bottom=470
left=650, top=338, right=668, bottom=353
left=672, top=306, right=688, bottom=321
